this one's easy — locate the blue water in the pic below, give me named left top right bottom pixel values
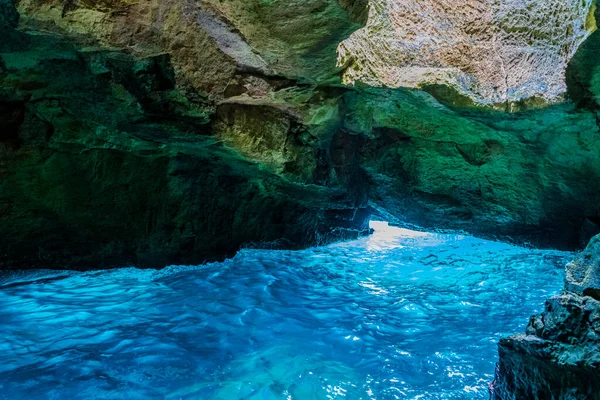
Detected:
left=0, top=222, right=571, bottom=400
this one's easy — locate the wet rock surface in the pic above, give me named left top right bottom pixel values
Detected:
left=493, top=234, right=600, bottom=399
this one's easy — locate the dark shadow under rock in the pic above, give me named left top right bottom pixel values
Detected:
left=0, top=0, right=18, bottom=29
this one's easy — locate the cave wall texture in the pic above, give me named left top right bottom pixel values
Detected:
left=338, top=0, right=596, bottom=105
left=0, top=0, right=374, bottom=269
left=3, top=0, right=600, bottom=267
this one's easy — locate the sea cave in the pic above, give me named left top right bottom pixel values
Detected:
left=1, top=0, right=600, bottom=398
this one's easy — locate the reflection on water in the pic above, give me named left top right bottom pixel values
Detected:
left=0, top=222, right=572, bottom=399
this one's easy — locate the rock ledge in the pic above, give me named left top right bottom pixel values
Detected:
left=493, top=235, right=600, bottom=399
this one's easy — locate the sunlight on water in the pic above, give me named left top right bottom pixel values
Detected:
left=0, top=225, right=573, bottom=399
left=367, top=221, right=444, bottom=251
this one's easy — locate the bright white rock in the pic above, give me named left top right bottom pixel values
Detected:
left=337, top=0, right=596, bottom=105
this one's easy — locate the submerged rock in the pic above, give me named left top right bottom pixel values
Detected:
left=493, top=235, right=600, bottom=399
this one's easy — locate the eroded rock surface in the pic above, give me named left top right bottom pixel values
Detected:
left=346, top=88, right=600, bottom=249
left=493, top=235, right=600, bottom=399
left=5, top=0, right=600, bottom=270
left=338, top=0, right=596, bottom=105
left=0, top=13, right=370, bottom=269
left=15, top=0, right=365, bottom=95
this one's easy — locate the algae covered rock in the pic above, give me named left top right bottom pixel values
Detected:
left=343, top=88, right=600, bottom=248
left=200, top=0, right=365, bottom=84
left=567, top=3, right=600, bottom=110
left=0, top=26, right=370, bottom=269
left=493, top=235, right=600, bottom=399
left=0, top=0, right=375, bottom=270
left=5, top=0, right=600, bottom=270
left=15, top=0, right=366, bottom=94
left=208, top=80, right=600, bottom=249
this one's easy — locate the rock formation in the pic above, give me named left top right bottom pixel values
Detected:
left=0, top=2, right=370, bottom=269
left=15, top=0, right=365, bottom=94
left=492, top=234, right=600, bottom=399
left=346, top=87, right=600, bottom=249
left=4, top=0, right=600, bottom=270
left=0, top=0, right=18, bottom=27
left=338, top=0, right=596, bottom=105
left=4, top=0, right=600, bottom=397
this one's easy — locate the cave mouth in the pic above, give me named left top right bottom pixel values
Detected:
left=0, top=225, right=573, bottom=398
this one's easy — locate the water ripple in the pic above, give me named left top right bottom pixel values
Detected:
left=0, top=223, right=571, bottom=399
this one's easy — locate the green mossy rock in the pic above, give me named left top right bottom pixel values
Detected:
left=5, top=0, right=600, bottom=266
left=567, top=4, right=600, bottom=110
left=210, top=81, right=600, bottom=249
left=0, top=29, right=369, bottom=269
left=202, top=0, right=365, bottom=84
left=343, top=88, right=600, bottom=248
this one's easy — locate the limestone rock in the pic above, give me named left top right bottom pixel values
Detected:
left=15, top=0, right=365, bottom=95
left=338, top=0, right=596, bottom=105
left=566, top=235, right=600, bottom=299
left=208, top=81, right=600, bottom=249
left=338, top=87, right=600, bottom=249
left=8, top=0, right=600, bottom=267
left=0, top=27, right=370, bottom=270
left=567, top=4, right=600, bottom=110
left=201, top=0, right=364, bottom=83
left=493, top=234, right=600, bottom=399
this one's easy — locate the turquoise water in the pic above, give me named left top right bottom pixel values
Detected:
left=0, top=222, right=571, bottom=400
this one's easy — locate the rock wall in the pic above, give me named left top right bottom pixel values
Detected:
left=4, top=0, right=600, bottom=270
left=338, top=0, right=596, bottom=106
left=0, top=0, right=18, bottom=28
left=205, top=81, right=600, bottom=249
left=15, top=0, right=365, bottom=94
left=346, top=88, right=600, bottom=249
left=492, top=235, right=600, bottom=399
left=0, top=15, right=370, bottom=269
